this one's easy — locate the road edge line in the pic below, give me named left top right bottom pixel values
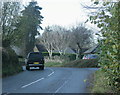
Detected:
left=21, top=77, right=44, bottom=88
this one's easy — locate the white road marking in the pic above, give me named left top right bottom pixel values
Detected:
left=55, top=80, right=68, bottom=93
left=21, top=68, right=54, bottom=89
left=48, top=68, right=54, bottom=77
left=21, top=78, right=44, bottom=88
left=48, top=72, right=54, bottom=76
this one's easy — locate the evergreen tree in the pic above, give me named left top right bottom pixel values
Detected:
left=17, top=1, right=43, bottom=56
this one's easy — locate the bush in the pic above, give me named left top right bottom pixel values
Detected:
left=42, top=52, right=61, bottom=57
left=42, top=52, right=49, bottom=56
left=42, top=52, right=76, bottom=61
left=60, top=54, right=76, bottom=61
left=2, top=47, right=23, bottom=77
left=63, top=59, right=99, bottom=68
left=45, top=62, right=64, bottom=67
left=45, top=58, right=99, bottom=68
left=91, top=70, right=116, bottom=93
left=89, top=2, right=120, bottom=91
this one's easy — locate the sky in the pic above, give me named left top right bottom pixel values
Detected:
left=37, top=0, right=89, bottom=27
left=22, top=0, right=100, bottom=33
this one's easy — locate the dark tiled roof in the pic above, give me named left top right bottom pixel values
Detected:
left=36, top=44, right=47, bottom=52
left=53, top=47, right=76, bottom=54
left=84, top=45, right=99, bottom=54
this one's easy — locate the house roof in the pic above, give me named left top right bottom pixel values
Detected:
left=53, top=47, right=76, bottom=54
left=33, top=46, right=39, bottom=52
left=83, top=45, right=99, bottom=54
left=35, top=44, right=47, bottom=52
left=64, top=47, right=76, bottom=54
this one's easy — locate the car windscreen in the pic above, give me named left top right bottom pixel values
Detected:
left=28, top=53, right=43, bottom=60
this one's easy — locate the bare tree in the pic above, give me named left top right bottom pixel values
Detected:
left=50, top=25, right=71, bottom=55
left=38, top=24, right=94, bottom=59
left=69, top=24, right=95, bottom=59
left=38, top=25, right=71, bottom=58
left=40, top=26, right=54, bottom=59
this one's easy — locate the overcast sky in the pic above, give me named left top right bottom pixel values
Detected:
left=22, top=0, right=100, bottom=33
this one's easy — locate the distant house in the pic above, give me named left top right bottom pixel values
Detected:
left=33, top=44, right=47, bottom=52
left=83, top=45, right=99, bottom=54
left=34, top=44, right=93, bottom=55
left=71, top=48, right=89, bottom=54
left=64, top=47, right=76, bottom=54
left=53, top=47, right=76, bottom=54
left=33, top=46, right=39, bottom=52
left=34, top=44, right=76, bottom=54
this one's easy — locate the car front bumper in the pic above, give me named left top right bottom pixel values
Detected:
left=27, top=64, right=44, bottom=67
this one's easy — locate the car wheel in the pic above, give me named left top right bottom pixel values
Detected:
left=26, top=66, right=30, bottom=70
left=41, top=66, right=44, bottom=70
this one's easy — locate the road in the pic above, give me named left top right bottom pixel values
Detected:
left=2, top=67, right=98, bottom=94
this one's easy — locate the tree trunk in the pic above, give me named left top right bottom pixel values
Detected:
left=59, top=51, right=63, bottom=55
left=77, top=43, right=82, bottom=59
left=63, top=47, right=67, bottom=55
left=79, top=50, right=82, bottom=59
left=75, top=53, right=79, bottom=60
left=75, top=49, right=79, bottom=60
left=48, top=50, right=52, bottom=59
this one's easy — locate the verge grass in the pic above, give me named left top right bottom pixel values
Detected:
left=91, top=70, right=115, bottom=93
left=45, top=62, right=64, bottom=67
left=45, top=59, right=99, bottom=68
left=63, top=59, right=99, bottom=68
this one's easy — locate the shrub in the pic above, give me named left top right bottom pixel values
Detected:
left=91, top=70, right=115, bottom=93
left=42, top=52, right=76, bottom=61
left=2, top=47, right=22, bottom=77
left=63, top=59, right=99, bottom=68
left=89, top=2, right=120, bottom=92
left=60, top=54, right=76, bottom=61
left=42, top=52, right=49, bottom=56
left=45, top=59, right=99, bottom=68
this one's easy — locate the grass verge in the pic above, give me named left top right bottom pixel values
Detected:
left=45, top=62, right=64, bottom=67
left=45, top=59, right=99, bottom=68
left=90, top=70, right=115, bottom=93
left=63, top=59, right=99, bottom=68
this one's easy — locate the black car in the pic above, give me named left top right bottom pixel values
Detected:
left=25, top=52, right=44, bottom=70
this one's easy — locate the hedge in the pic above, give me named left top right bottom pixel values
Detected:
left=42, top=52, right=76, bottom=61
left=2, top=47, right=23, bottom=77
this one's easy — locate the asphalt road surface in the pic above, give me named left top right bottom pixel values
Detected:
left=2, top=67, right=98, bottom=94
